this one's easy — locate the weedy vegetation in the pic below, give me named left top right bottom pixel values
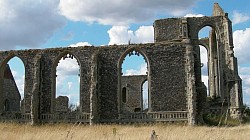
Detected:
left=0, top=122, right=250, bottom=140
left=0, top=107, right=250, bottom=140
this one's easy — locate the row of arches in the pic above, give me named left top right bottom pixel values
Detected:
left=0, top=53, right=81, bottom=113
left=0, top=23, right=225, bottom=114
left=198, top=24, right=224, bottom=99
left=0, top=47, right=151, bottom=114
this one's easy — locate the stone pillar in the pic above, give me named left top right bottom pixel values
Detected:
left=31, top=54, right=41, bottom=125
left=89, top=51, right=99, bottom=125
left=184, top=39, right=197, bottom=125
left=208, top=29, right=217, bottom=98
left=229, top=57, right=243, bottom=118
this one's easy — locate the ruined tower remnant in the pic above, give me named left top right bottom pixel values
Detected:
left=3, top=65, right=21, bottom=112
left=0, top=3, right=243, bottom=125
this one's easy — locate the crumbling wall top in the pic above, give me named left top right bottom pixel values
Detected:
left=213, top=3, right=225, bottom=16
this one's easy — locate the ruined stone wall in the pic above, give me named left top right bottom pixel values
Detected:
left=0, top=3, right=243, bottom=124
left=96, top=43, right=188, bottom=121
left=97, top=46, right=122, bottom=120
left=0, top=50, right=39, bottom=113
left=121, top=75, right=147, bottom=113
left=40, top=46, right=95, bottom=114
left=148, top=44, right=187, bottom=111
left=3, top=65, right=21, bottom=112
left=55, top=96, right=69, bottom=112
left=154, top=18, right=182, bottom=42
left=0, top=43, right=189, bottom=122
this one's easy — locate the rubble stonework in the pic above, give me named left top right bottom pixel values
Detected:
left=55, top=96, right=69, bottom=112
left=121, top=75, right=147, bottom=113
left=0, top=3, right=243, bottom=125
left=3, top=65, right=21, bottom=112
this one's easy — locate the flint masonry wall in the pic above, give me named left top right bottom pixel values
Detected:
left=0, top=50, right=39, bottom=113
left=3, top=65, right=21, bottom=112
left=96, top=44, right=188, bottom=120
left=55, top=96, right=69, bottom=112
left=39, top=46, right=95, bottom=114
left=0, top=3, right=243, bottom=124
left=153, top=3, right=243, bottom=119
left=121, top=75, right=147, bottom=112
left=154, top=18, right=182, bottom=42
left=0, top=43, right=189, bottom=121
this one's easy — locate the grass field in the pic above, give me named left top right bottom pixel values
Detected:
left=0, top=123, right=250, bottom=140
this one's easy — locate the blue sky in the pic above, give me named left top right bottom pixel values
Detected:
left=1, top=0, right=250, bottom=106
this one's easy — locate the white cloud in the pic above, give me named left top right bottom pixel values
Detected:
left=68, top=94, right=80, bottom=106
left=56, top=57, right=80, bottom=101
left=124, top=63, right=147, bottom=76
left=56, top=74, right=65, bottom=88
left=233, top=28, right=250, bottom=64
left=108, top=26, right=154, bottom=45
left=184, top=13, right=204, bottom=17
left=240, top=72, right=250, bottom=106
left=202, top=75, right=208, bottom=87
left=0, top=0, right=65, bottom=50
left=108, top=26, right=134, bottom=45
left=57, top=57, right=80, bottom=76
left=232, top=11, right=250, bottom=25
left=69, top=42, right=92, bottom=47
left=68, top=82, right=73, bottom=90
left=218, top=26, right=250, bottom=106
left=200, top=46, right=208, bottom=75
left=133, top=26, right=154, bottom=43
left=142, top=81, right=148, bottom=109
left=11, top=70, right=24, bottom=99
left=11, top=70, right=18, bottom=78
left=59, top=0, right=198, bottom=25
left=241, top=75, right=250, bottom=86
left=239, top=67, right=250, bottom=76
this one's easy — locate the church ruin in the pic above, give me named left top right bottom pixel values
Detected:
left=0, top=3, right=243, bottom=125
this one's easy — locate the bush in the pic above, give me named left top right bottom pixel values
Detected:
left=242, top=105, right=250, bottom=123
left=203, top=114, right=242, bottom=126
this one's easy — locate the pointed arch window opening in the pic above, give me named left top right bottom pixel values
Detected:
left=199, top=26, right=212, bottom=97
left=198, top=26, right=222, bottom=98
left=119, top=49, right=150, bottom=113
left=55, top=53, right=80, bottom=112
left=2, top=56, right=26, bottom=113
left=121, top=50, right=148, bottom=76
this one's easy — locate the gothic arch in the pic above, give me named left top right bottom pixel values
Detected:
left=0, top=54, right=26, bottom=113
left=0, top=54, right=26, bottom=74
left=117, top=47, right=151, bottom=113
left=188, top=16, right=223, bottom=40
left=51, top=51, right=81, bottom=113
left=198, top=24, right=223, bottom=98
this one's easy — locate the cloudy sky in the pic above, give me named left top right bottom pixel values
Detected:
left=1, top=0, right=250, bottom=106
